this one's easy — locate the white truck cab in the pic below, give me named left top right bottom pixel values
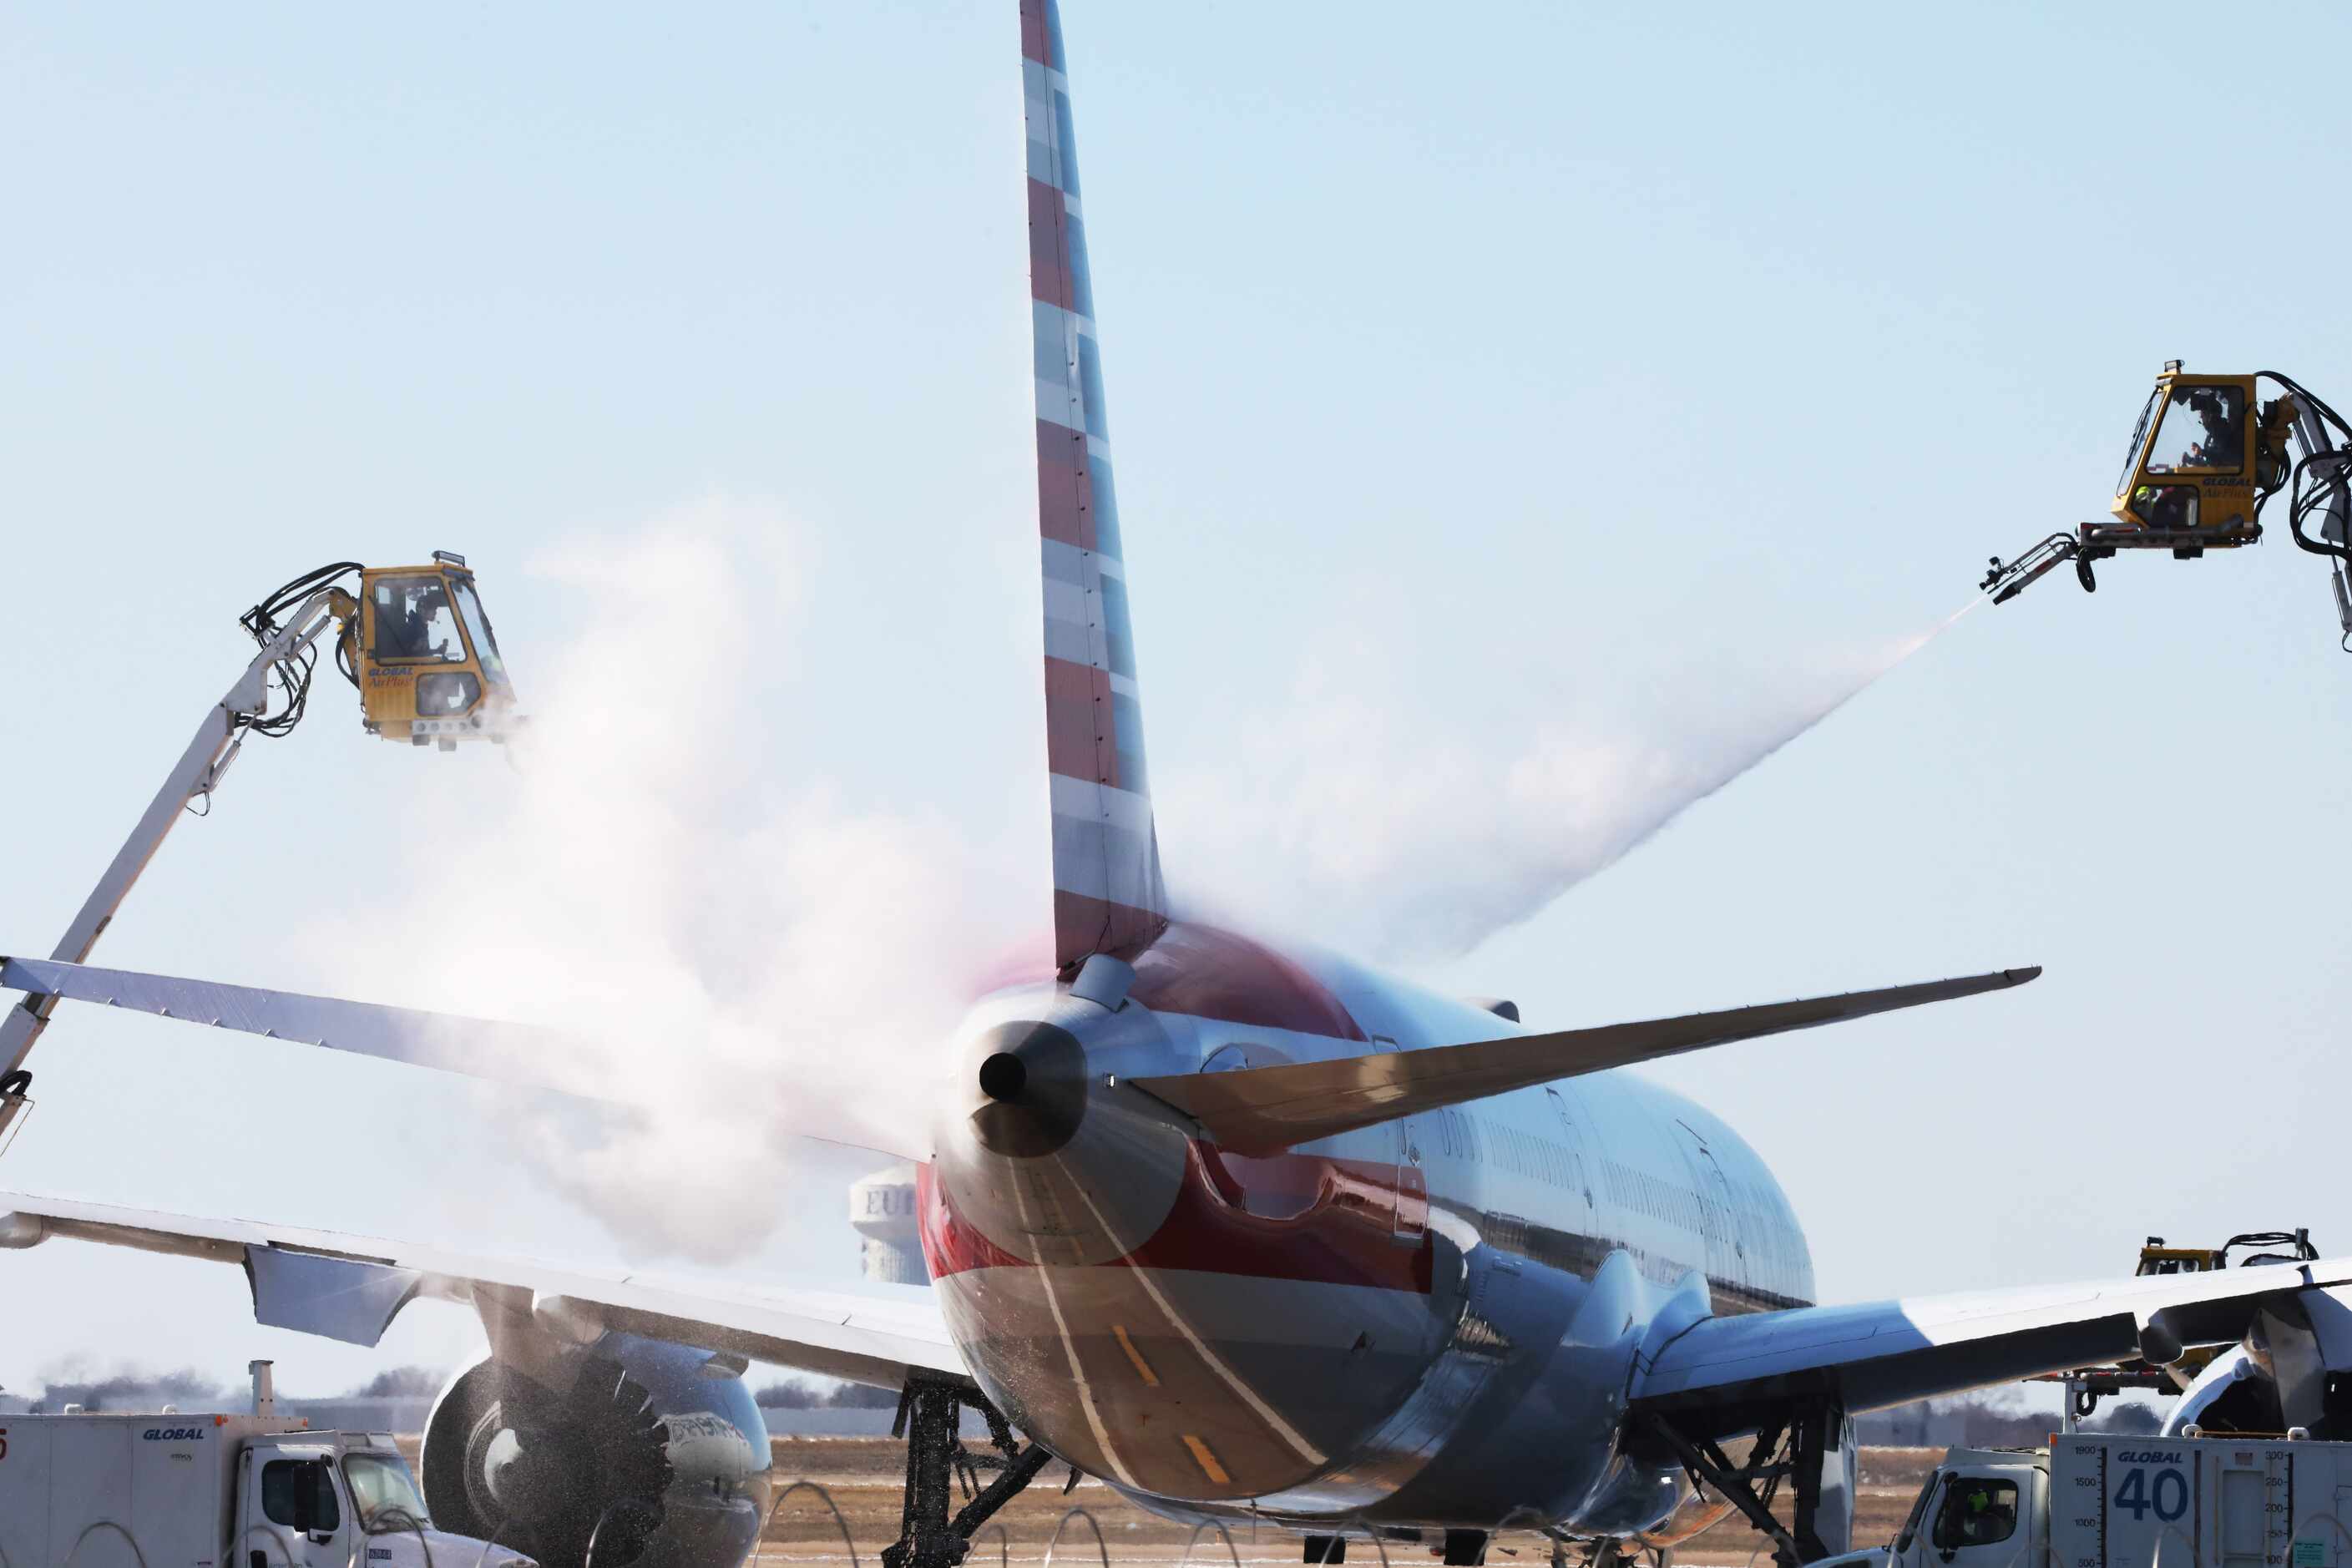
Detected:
left=1814, top=1447, right=2050, bottom=1568
left=0, top=1368, right=529, bottom=1568
left=1822, top=1432, right=2352, bottom=1568
left=232, top=1427, right=518, bottom=1568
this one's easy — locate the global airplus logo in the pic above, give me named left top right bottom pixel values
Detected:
left=143, top=1427, right=209, bottom=1442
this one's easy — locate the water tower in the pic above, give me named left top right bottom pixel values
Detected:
left=847, top=1161, right=927, bottom=1284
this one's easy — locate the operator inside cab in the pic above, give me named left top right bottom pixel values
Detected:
left=1935, top=1478, right=2021, bottom=1551
left=2186, top=387, right=2245, bottom=470
left=371, top=577, right=468, bottom=663
left=2148, top=385, right=2246, bottom=473
left=2130, top=384, right=2248, bottom=530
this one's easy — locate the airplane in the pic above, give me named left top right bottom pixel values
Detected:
left=9, top=7, right=2352, bottom=1568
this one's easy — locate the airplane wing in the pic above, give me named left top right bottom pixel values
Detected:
left=0, top=953, right=924, bottom=1161
left=1128, top=967, right=2041, bottom=1156
left=0, top=1189, right=966, bottom=1392
left=1629, top=1252, right=2352, bottom=1431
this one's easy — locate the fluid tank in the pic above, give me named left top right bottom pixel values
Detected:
left=848, top=1161, right=928, bottom=1284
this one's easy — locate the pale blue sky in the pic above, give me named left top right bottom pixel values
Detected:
left=3, top=2, right=2350, bottom=1398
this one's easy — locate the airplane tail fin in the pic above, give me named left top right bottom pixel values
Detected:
left=1024, top=0, right=1169, bottom=974
left=1126, top=967, right=2042, bottom=1155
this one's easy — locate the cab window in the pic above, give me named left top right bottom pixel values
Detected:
left=343, top=1453, right=431, bottom=1531
left=2147, top=385, right=2246, bottom=474
left=1932, top=1477, right=2019, bottom=1551
left=448, top=576, right=508, bottom=687
left=260, top=1459, right=342, bottom=1532
left=371, top=576, right=470, bottom=664
left=2127, top=483, right=2199, bottom=529
left=2117, top=387, right=2162, bottom=493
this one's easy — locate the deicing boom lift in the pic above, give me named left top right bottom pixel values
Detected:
left=1980, top=365, right=2352, bottom=645
left=0, top=554, right=521, bottom=1148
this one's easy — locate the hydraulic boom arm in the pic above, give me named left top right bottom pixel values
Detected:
left=0, top=553, right=523, bottom=1149
left=0, top=588, right=352, bottom=1143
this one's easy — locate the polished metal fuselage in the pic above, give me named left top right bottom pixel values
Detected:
left=924, top=926, right=1815, bottom=1539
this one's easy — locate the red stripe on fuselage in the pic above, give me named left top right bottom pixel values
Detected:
left=1055, top=889, right=1166, bottom=967
left=1128, top=923, right=1369, bottom=1041
left=1129, top=1141, right=1431, bottom=1292
left=919, top=1142, right=1432, bottom=1294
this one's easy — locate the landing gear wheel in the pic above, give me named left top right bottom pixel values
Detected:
left=1443, top=1530, right=1490, bottom=1565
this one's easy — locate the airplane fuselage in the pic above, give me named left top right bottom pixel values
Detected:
left=925, top=923, right=1815, bottom=1538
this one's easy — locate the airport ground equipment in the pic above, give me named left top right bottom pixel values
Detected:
left=1815, top=1432, right=2352, bottom=1568
left=2137, top=1231, right=2321, bottom=1276
left=2030, top=1231, right=2324, bottom=1419
left=1979, top=365, right=2352, bottom=644
left=0, top=1360, right=526, bottom=1568
left=2117, top=1230, right=2316, bottom=1394
left=0, top=553, right=519, bottom=1150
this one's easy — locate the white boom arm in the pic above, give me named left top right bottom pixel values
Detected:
left=0, top=589, right=348, bottom=1144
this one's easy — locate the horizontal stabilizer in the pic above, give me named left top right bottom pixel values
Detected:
left=1126, top=966, right=2040, bottom=1156
left=0, top=953, right=923, bottom=1161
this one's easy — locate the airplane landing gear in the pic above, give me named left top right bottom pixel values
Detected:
left=881, top=1377, right=1056, bottom=1568
left=1641, top=1398, right=1847, bottom=1568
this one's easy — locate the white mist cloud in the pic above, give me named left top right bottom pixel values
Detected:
left=306, top=497, right=1019, bottom=1265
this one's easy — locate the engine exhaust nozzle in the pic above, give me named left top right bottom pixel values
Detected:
left=967, top=1020, right=1085, bottom=1157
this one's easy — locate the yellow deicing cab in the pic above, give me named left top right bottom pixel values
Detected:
left=1979, top=362, right=2351, bottom=641
left=346, top=552, right=521, bottom=747
left=2103, top=365, right=2284, bottom=551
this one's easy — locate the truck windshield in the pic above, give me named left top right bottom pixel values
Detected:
left=343, top=1453, right=432, bottom=1531
left=1896, top=1475, right=1942, bottom=1554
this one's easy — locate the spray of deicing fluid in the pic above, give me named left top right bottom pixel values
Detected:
left=1596, top=592, right=1986, bottom=862
left=1172, top=596, right=1992, bottom=965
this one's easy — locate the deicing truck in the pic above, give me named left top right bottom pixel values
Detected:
left=1821, top=1432, right=2352, bottom=1568
left=0, top=1363, right=529, bottom=1568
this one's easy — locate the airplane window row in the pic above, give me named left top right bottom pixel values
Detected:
left=1434, top=1110, right=1590, bottom=1196
left=1602, top=1159, right=1718, bottom=1241
left=1429, top=1110, right=1806, bottom=1292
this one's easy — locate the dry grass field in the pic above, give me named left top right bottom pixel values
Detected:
left=391, top=1438, right=1948, bottom=1568
left=745, top=1439, right=1950, bottom=1565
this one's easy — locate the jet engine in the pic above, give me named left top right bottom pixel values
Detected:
left=2164, top=1322, right=2352, bottom=1441
left=420, top=1333, right=774, bottom=1568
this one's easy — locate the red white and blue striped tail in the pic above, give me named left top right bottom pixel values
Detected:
left=1023, top=0, right=1169, bottom=975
